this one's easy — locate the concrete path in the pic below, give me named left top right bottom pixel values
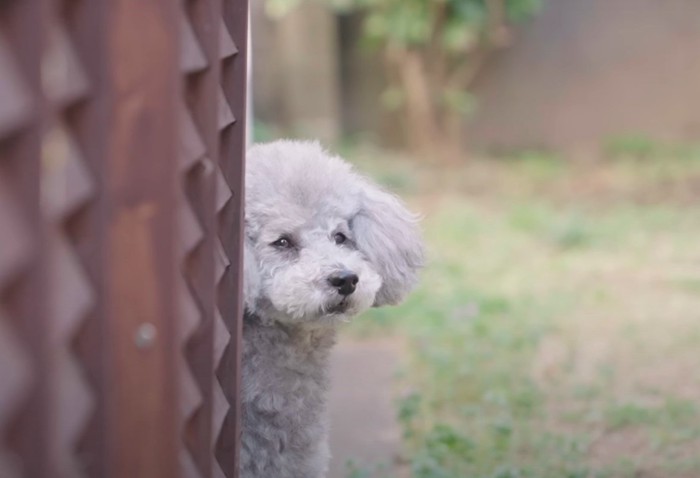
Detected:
left=327, top=338, right=405, bottom=478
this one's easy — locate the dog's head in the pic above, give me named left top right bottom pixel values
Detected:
left=244, top=140, right=424, bottom=325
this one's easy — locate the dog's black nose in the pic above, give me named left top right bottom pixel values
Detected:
left=328, top=271, right=359, bottom=296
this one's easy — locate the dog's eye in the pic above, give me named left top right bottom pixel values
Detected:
left=272, top=236, right=293, bottom=249
left=333, top=232, right=347, bottom=245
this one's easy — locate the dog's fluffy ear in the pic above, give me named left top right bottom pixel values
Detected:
left=352, top=179, right=424, bottom=306
left=243, top=234, right=261, bottom=312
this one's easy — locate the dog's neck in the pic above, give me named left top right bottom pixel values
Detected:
left=241, top=309, right=337, bottom=477
left=243, top=309, right=337, bottom=375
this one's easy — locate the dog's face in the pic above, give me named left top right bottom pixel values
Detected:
left=247, top=209, right=383, bottom=322
left=244, top=141, right=424, bottom=326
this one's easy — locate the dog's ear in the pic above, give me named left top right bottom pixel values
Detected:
left=243, top=234, right=261, bottom=313
left=352, top=179, right=424, bottom=307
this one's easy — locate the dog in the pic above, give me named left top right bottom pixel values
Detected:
left=240, top=140, right=424, bottom=478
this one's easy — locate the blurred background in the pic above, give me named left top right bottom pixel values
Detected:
left=250, top=0, right=700, bottom=477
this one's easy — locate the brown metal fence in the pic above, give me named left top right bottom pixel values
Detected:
left=0, top=0, right=248, bottom=477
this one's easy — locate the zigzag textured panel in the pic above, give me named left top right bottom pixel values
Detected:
left=42, top=4, right=99, bottom=476
left=179, top=0, right=247, bottom=477
left=179, top=2, right=215, bottom=477
left=215, top=3, right=247, bottom=474
left=0, top=3, right=42, bottom=477
left=0, top=0, right=248, bottom=477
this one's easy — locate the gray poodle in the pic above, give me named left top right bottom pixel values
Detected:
left=240, top=140, right=424, bottom=478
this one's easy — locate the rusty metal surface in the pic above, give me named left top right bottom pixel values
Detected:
left=0, top=0, right=248, bottom=477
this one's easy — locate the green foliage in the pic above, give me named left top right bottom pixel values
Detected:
left=264, top=0, right=544, bottom=148
left=441, top=89, right=478, bottom=116
left=379, top=87, right=404, bottom=111
left=358, top=0, right=541, bottom=49
left=265, top=0, right=542, bottom=51
left=265, top=0, right=303, bottom=18
left=252, top=120, right=278, bottom=143
left=603, top=134, right=700, bottom=161
left=363, top=1, right=432, bottom=47
left=344, top=460, right=394, bottom=478
left=506, top=0, right=543, bottom=21
left=345, top=461, right=373, bottom=478
left=603, top=134, right=661, bottom=159
left=605, top=399, right=698, bottom=431
left=343, top=147, right=700, bottom=477
left=548, top=213, right=594, bottom=250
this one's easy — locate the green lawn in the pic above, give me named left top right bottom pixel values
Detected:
left=345, top=144, right=700, bottom=478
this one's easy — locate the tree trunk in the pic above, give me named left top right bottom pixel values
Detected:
left=389, top=46, right=441, bottom=156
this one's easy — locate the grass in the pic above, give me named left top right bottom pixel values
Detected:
left=343, top=143, right=700, bottom=478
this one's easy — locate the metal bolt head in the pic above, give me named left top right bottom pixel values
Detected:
left=134, top=323, right=157, bottom=349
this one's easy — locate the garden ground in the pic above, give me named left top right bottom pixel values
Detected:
left=332, top=141, right=700, bottom=478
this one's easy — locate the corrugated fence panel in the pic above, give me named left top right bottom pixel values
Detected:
left=179, top=0, right=219, bottom=477
left=61, top=0, right=110, bottom=476
left=0, top=1, right=44, bottom=477
left=0, top=0, right=248, bottom=477
left=215, top=0, right=248, bottom=475
left=42, top=1, right=104, bottom=476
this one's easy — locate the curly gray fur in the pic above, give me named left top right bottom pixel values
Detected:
left=240, top=140, right=424, bottom=478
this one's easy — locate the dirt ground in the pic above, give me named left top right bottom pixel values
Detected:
left=328, top=339, right=405, bottom=478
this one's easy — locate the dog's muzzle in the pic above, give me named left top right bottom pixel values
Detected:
left=327, top=270, right=359, bottom=296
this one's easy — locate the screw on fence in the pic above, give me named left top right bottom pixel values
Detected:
left=134, top=323, right=158, bottom=350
